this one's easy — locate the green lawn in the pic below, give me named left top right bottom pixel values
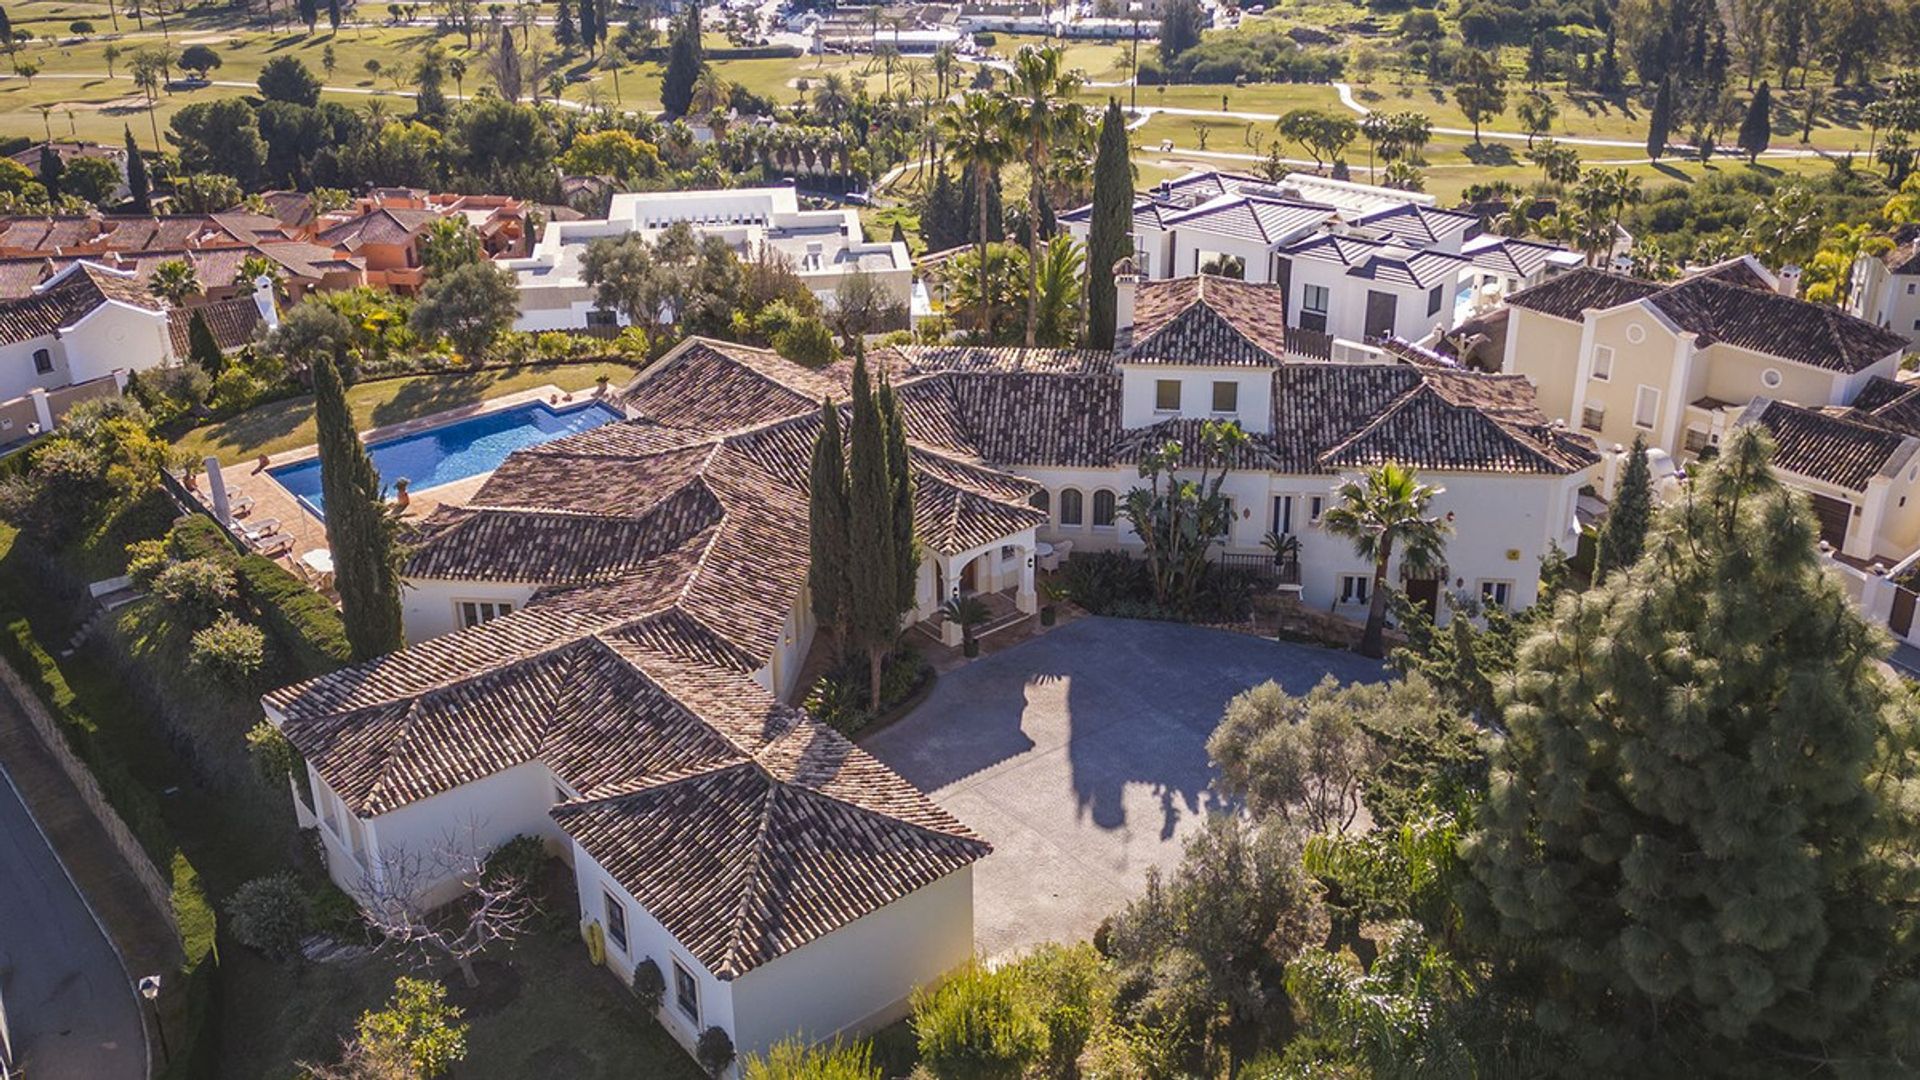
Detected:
left=173, top=360, right=642, bottom=465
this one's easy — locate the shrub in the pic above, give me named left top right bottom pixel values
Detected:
left=802, top=647, right=930, bottom=737
left=774, top=315, right=840, bottom=368
left=745, top=1038, right=881, bottom=1080
left=245, top=718, right=295, bottom=782
left=153, top=557, right=237, bottom=627
left=165, top=516, right=350, bottom=673
left=227, top=872, right=310, bottom=959
left=631, top=957, right=666, bottom=1014
left=1008, top=944, right=1112, bottom=1079
left=307, top=878, right=363, bottom=937
left=482, top=834, right=548, bottom=896
left=356, top=977, right=467, bottom=1079
left=126, top=537, right=171, bottom=589
left=190, top=613, right=266, bottom=687
left=697, top=1026, right=737, bottom=1078
left=911, top=961, right=1049, bottom=1080
left=209, top=366, right=268, bottom=415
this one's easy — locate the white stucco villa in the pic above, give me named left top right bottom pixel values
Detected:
left=503, top=185, right=915, bottom=332
left=261, top=270, right=1598, bottom=1074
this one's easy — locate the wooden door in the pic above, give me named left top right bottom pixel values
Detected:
left=1808, top=493, right=1852, bottom=550
left=1894, top=587, right=1917, bottom=638
left=1405, top=577, right=1440, bottom=620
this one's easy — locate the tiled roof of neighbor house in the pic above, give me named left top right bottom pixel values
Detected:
left=318, top=207, right=441, bottom=248
left=1846, top=375, right=1920, bottom=424
left=1125, top=275, right=1290, bottom=365
left=1353, top=202, right=1481, bottom=247
left=1691, top=255, right=1775, bottom=291
left=1741, top=398, right=1915, bottom=491
left=0, top=262, right=157, bottom=346
left=1460, top=235, right=1567, bottom=279
left=1160, top=195, right=1332, bottom=245
left=1883, top=239, right=1920, bottom=276
left=1509, top=265, right=1908, bottom=372
left=166, top=297, right=265, bottom=356
left=1505, top=266, right=1664, bottom=320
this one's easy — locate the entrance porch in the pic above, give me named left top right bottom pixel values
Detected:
left=919, top=534, right=1040, bottom=648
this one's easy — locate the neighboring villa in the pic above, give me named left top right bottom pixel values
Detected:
left=1498, top=257, right=1909, bottom=462
left=1849, top=228, right=1920, bottom=348
left=261, top=271, right=1595, bottom=1074
left=1060, top=170, right=1580, bottom=346
left=0, top=261, right=272, bottom=443
left=503, top=185, right=915, bottom=332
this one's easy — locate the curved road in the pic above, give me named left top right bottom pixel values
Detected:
left=0, top=762, right=146, bottom=1080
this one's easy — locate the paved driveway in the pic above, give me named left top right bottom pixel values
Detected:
left=863, top=616, right=1384, bottom=958
left=0, top=763, right=146, bottom=1080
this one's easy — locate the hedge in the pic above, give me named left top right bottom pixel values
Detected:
left=169, top=515, right=350, bottom=677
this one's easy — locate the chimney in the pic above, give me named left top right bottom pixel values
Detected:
left=1776, top=264, right=1803, bottom=298
left=252, top=274, right=280, bottom=331
left=1114, top=255, right=1140, bottom=348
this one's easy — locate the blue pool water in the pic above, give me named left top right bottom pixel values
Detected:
left=272, top=400, right=623, bottom=518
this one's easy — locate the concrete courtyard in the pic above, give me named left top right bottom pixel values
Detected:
left=862, top=616, right=1385, bottom=959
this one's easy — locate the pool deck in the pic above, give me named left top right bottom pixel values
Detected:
left=185, top=380, right=622, bottom=582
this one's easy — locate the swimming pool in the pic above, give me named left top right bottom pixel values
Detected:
left=271, top=399, right=624, bottom=518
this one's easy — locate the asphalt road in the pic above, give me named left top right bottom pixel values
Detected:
left=0, top=764, right=146, bottom=1080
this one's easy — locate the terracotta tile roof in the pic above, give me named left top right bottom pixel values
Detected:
left=1742, top=398, right=1914, bottom=491
left=0, top=262, right=158, bottom=346
left=1125, top=275, right=1290, bottom=366
left=1692, top=255, right=1774, bottom=291
left=1505, top=266, right=1663, bottom=320
left=1510, top=266, right=1906, bottom=373
left=318, top=207, right=440, bottom=248
left=166, top=297, right=264, bottom=356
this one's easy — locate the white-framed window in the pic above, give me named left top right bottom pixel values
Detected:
left=1059, top=488, right=1084, bottom=526
left=603, top=889, right=629, bottom=953
left=458, top=600, right=513, bottom=629
left=673, top=959, right=700, bottom=1023
left=31, top=348, right=52, bottom=375
left=1092, top=489, right=1116, bottom=528
left=1154, top=379, right=1181, bottom=411
left=1581, top=401, right=1606, bottom=432
left=1480, top=580, right=1514, bottom=610
left=1761, top=368, right=1783, bottom=389
left=1338, top=574, right=1371, bottom=605
left=1590, top=345, right=1614, bottom=382
left=1132, top=237, right=1152, bottom=276
left=1273, top=495, right=1294, bottom=535
left=1303, top=284, right=1330, bottom=314
left=1307, top=495, right=1325, bottom=524
left=1633, top=385, right=1660, bottom=430
left=1211, top=380, right=1239, bottom=413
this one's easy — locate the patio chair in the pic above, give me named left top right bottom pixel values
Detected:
left=1038, top=548, right=1062, bottom=573
left=234, top=517, right=281, bottom=544
left=1052, top=540, right=1074, bottom=561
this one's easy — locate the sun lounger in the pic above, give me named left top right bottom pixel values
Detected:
left=234, top=517, right=280, bottom=544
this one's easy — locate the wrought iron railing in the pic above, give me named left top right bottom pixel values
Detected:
left=1219, top=552, right=1302, bottom=586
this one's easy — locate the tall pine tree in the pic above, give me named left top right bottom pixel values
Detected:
left=123, top=125, right=150, bottom=215
left=661, top=7, right=702, bottom=117
left=807, top=397, right=852, bottom=657
left=1086, top=98, right=1132, bottom=350
left=1738, top=82, right=1772, bottom=163
left=876, top=372, right=916, bottom=617
left=1592, top=434, right=1650, bottom=584
left=1464, top=426, right=1920, bottom=1072
left=845, top=354, right=898, bottom=711
left=312, top=354, right=404, bottom=660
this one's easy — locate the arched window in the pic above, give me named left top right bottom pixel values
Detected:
left=1092, top=489, right=1116, bottom=527
left=1029, top=488, right=1050, bottom=513
left=1059, top=488, right=1084, bottom=526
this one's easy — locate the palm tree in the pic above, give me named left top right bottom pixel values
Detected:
left=1008, top=44, right=1084, bottom=347
left=691, top=63, right=730, bottom=115
left=147, top=258, right=201, bottom=306
left=931, top=44, right=956, bottom=99
left=448, top=55, right=467, bottom=99
left=1321, top=462, right=1450, bottom=659
left=939, top=91, right=1015, bottom=340
left=1033, top=234, right=1084, bottom=347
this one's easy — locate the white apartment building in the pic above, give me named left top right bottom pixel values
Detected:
left=504, top=185, right=914, bottom=332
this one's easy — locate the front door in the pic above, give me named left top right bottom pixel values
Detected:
left=1405, top=577, right=1440, bottom=620
left=1894, top=586, right=1917, bottom=638
left=1808, top=493, right=1852, bottom=550
left=1364, top=290, right=1397, bottom=340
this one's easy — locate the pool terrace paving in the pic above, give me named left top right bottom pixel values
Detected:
left=184, top=380, right=621, bottom=583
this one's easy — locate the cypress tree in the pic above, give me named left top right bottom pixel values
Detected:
left=1646, top=77, right=1673, bottom=160
left=1086, top=98, right=1132, bottom=350
left=661, top=8, right=702, bottom=117
left=1738, top=81, right=1772, bottom=163
left=876, top=373, right=916, bottom=617
left=845, top=354, right=898, bottom=712
left=1593, top=434, right=1651, bottom=584
left=37, top=146, right=62, bottom=200
left=806, top=398, right=852, bottom=657
left=312, top=354, right=404, bottom=661
left=922, top=167, right=963, bottom=251
left=297, top=0, right=316, bottom=31
left=124, top=126, right=150, bottom=215
left=187, top=309, right=224, bottom=374
left=1464, top=426, right=1920, bottom=1070
left=555, top=0, right=576, bottom=49
left=326, top=0, right=341, bottom=32
left=579, top=0, right=598, bottom=53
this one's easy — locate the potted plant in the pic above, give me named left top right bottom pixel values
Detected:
left=1039, top=581, right=1069, bottom=626
left=596, top=372, right=612, bottom=396
left=942, top=595, right=991, bottom=658
left=1262, top=530, right=1301, bottom=579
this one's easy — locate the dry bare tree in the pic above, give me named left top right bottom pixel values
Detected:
left=357, top=823, right=535, bottom=988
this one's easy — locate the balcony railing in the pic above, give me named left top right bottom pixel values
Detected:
left=1220, top=552, right=1302, bottom=587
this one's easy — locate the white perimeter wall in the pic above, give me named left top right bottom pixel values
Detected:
left=729, top=867, right=974, bottom=1061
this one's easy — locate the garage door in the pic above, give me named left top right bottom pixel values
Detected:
left=1809, top=493, right=1852, bottom=549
